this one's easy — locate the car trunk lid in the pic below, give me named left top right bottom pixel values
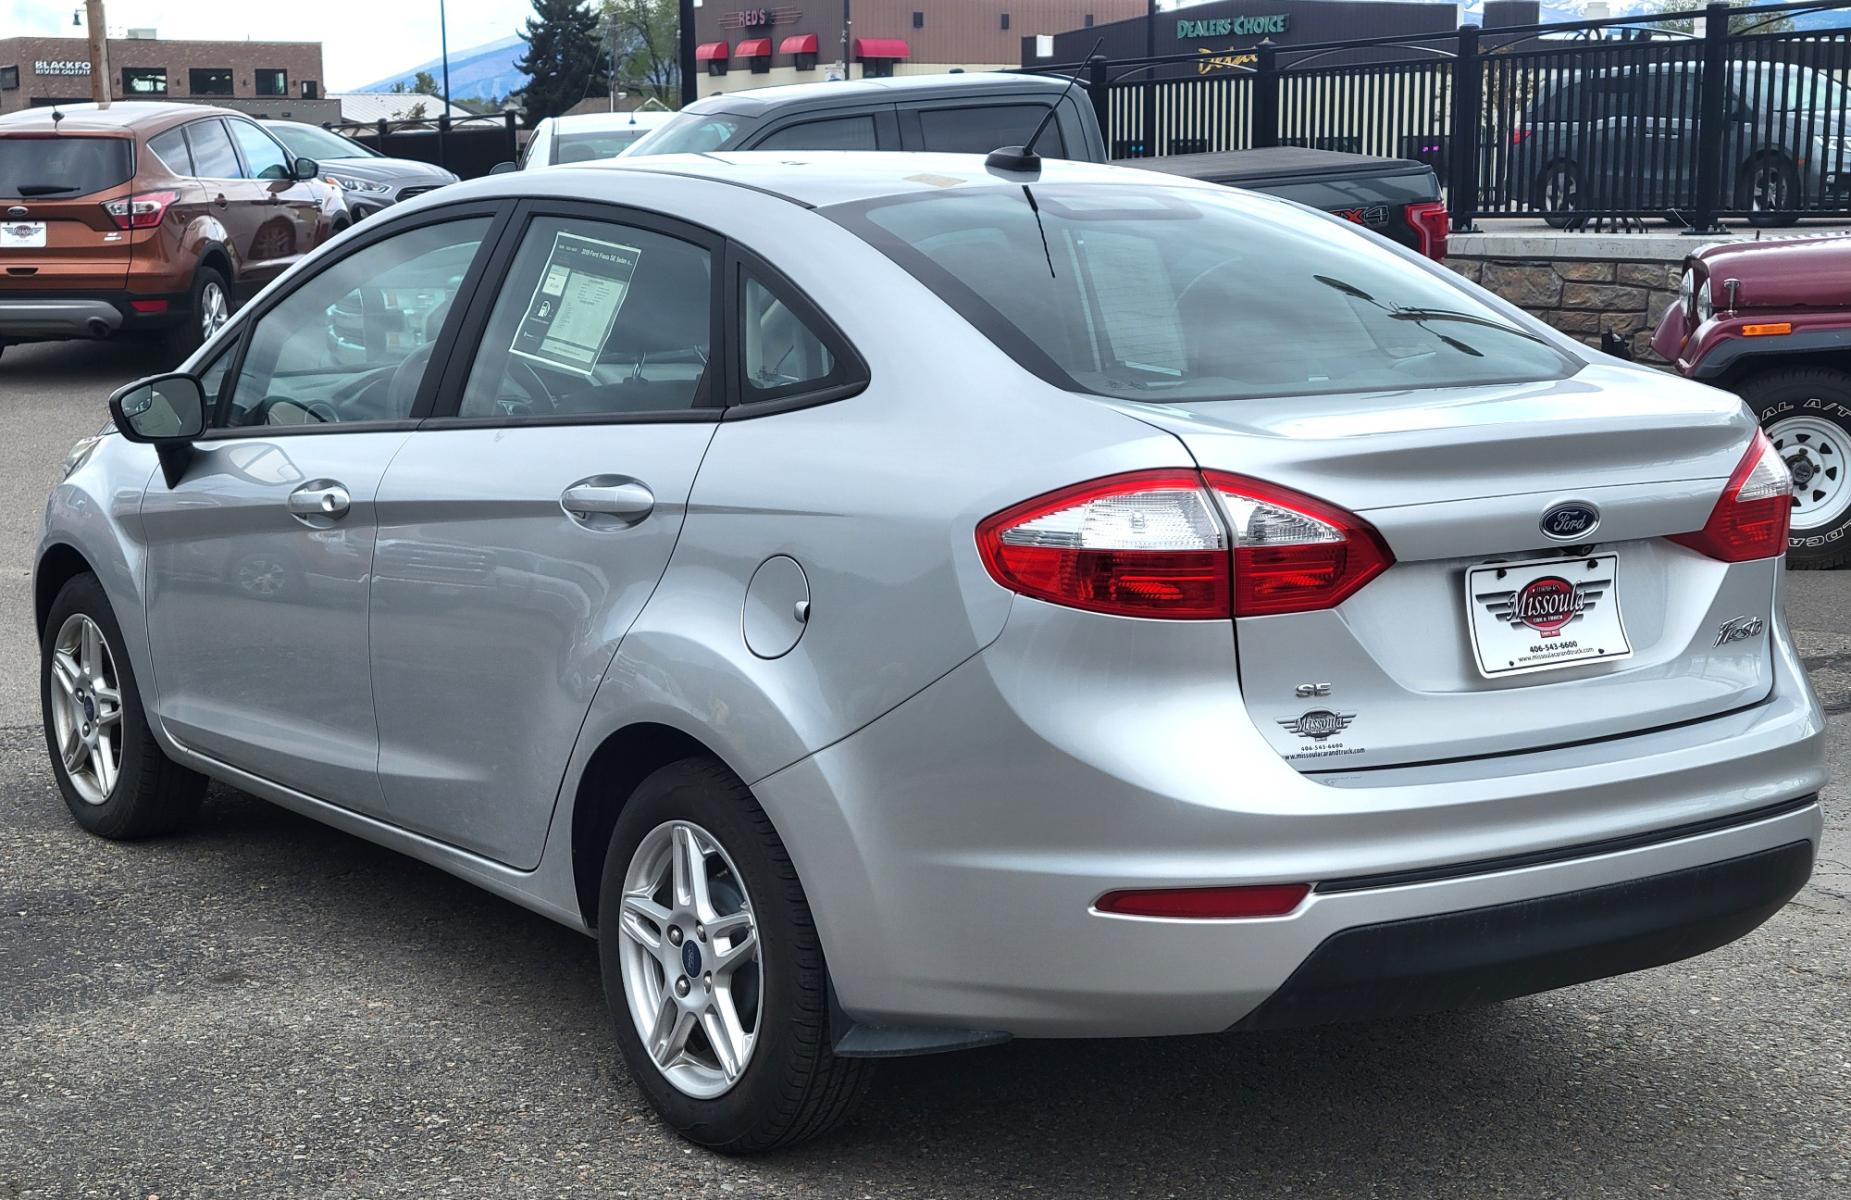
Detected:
left=0, top=132, right=136, bottom=291
left=1112, top=363, right=1781, bottom=769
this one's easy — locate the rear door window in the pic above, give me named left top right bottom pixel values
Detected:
left=185, top=119, right=243, bottom=179
left=0, top=135, right=132, bottom=198
left=148, top=127, right=194, bottom=175
left=915, top=104, right=1066, bottom=156
left=754, top=115, right=880, bottom=151
left=737, top=265, right=860, bottom=405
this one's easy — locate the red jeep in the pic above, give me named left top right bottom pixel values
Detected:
left=1653, top=236, right=1851, bottom=568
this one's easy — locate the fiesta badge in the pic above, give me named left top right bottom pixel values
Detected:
left=1540, top=501, right=1600, bottom=541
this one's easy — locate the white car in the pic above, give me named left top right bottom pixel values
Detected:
left=521, top=109, right=678, bottom=168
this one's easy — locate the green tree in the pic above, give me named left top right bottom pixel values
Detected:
left=1650, top=0, right=1795, bottom=36
left=602, top=0, right=682, bottom=106
left=413, top=69, right=439, bottom=96
left=514, top=0, right=610, bottom=126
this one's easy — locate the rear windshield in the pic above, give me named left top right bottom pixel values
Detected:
left=621, top=112, right=746, bottom=156
left=554, top=128, right=650, bottom=163
left=829, top=184, right=1576, bottom=402
left=0, top=135, right=133, bottom=199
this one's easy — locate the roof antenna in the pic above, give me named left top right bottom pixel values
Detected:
left=986, top=37, right=1102, bottom=175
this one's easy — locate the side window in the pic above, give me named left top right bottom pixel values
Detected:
left=148, top=127, right=193, bottom=176
left=228, top=120, right=291, bottom=181
left=916, top=104, right=1066, bottom=156
left=221, top=218, right=490, bottom=429
left=185, top=120, right=243, bottom=179
left=457, top=216, right=713, bottom=420
left=754, top=115, right=879, bottom=152
left=738, top=266, right=856, bottom=404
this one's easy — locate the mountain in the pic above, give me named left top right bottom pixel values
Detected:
left=355, top=34, right=529, bottom=102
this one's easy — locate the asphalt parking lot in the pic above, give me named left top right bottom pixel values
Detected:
left=2, top=338, right=1848, bottom=1198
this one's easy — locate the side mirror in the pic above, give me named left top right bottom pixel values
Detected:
left=110, top=373, right=206, bottom=443
left=489, top=160, right=519, bottom=175
left=294, top=156, right=321, bottom=181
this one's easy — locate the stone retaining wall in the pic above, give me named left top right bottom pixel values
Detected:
left=1445, top=232, right=1704, bottom=364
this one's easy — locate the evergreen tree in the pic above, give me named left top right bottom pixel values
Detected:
left=515, top=0, right=610, bottom=126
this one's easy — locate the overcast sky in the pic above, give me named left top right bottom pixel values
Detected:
left=0, top=0, right=528, bottom=90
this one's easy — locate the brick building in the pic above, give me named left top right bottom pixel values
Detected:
left=691, top=0, right=1145, bottom=98
left=0, top=35, right=337, bottom=122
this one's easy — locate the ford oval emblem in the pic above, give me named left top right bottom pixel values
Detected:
left=5, top=206, right=26, bottom=219
left=1540, top=501, right=1600, bottom=542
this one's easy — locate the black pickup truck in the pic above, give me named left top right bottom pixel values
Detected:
left=617, top=72, right=1450, bottom=260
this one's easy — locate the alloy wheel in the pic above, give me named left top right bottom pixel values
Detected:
left=46, top=614, right=124, bottom=806
left=1544, top=166, right=1580, bottom=213
left=1768, top=414, right=1850, bottom=533
left=617, top=820, right=763, bottom=1100
left=200, top=280, right=229, bottom=340
left=1749, top=162, right=1790, bottom=214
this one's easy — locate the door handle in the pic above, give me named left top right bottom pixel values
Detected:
left=561, top=479, right=654, bottom=528
left=287, top=481, right=351, bottom=528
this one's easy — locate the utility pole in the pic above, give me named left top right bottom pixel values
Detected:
left=678, top=0, right=697, bottom=107
left=84, top=0, right=111, bottom=108
left=438, top=0, right=452, bottom=172
left=841, top=0, right=852, bottom=81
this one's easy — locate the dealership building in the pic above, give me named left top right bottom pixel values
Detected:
left=0, top=34, right=336, bottom=122
left=690, top=0, right=1147, bottom=97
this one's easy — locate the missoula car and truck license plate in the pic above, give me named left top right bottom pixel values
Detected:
left=1465, top=553, right=1632, bottom=678
left=0, top=221, right=47, bottom=248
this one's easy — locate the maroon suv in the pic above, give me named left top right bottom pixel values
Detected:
left=0, top=101, right=345, bottom=364
left=1653, top=235, right=1851, bottom=568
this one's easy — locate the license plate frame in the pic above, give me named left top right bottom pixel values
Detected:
left=1465, top=553, right=1632, bottom=678
left=0, top=221, right=47, bottom=249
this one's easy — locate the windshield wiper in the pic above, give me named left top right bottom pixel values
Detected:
left=13, top=183, right=79, bottom=196
left=1386, top=306, right=1551, bottom=346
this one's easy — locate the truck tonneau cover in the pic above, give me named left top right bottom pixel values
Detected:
left=1118, top=146, right=1429, bottom=186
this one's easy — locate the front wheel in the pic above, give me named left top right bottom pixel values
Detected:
left=40, top=573, right=207, bottom=836
left=1739, top=366, right=1851, bottom=568
left=598, top=758, right=874, bottom=1151
left=1538, top=162, right=1585, bottom=229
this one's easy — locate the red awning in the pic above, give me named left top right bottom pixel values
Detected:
left=852, top=37, right=910, bottom=60
left=779, top=33, right=819, bottom=55
left=735, top=38, right=773, bottom=58
left=694, top=41, right=729, bottom=61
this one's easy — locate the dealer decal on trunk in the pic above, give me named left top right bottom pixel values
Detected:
left=1477, top=572, right=1610, bottom=637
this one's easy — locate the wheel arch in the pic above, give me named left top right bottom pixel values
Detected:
left=568, top=721, right=742, bottom=931
left=34, top=542, right=96, bottom=638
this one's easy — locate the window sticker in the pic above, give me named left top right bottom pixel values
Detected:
left=509, top=231, right=643, bottom=375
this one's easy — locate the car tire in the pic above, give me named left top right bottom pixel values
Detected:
left=1740, top=155, right=1801, bottom=229
left=40, top=572, right=207, bottom=838
left=1538, top=162, right=1585, bottom=230
left=163, top=264, right=232, bottom=365
left=1738, top=365, right=1851, bottom=569
left=597, top=757, right=874, bottom=1152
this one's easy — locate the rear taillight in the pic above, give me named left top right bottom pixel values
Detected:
left=1669, top=431, right=1791, bottom=563
left=976, top=470, right=1392, bottom=619
left=975, top=471, right=1230, bottom=619
left=1405, top=200, right=1449, bottom=261
left=1096, top=883, right=1310, bottom=919
left=1207, top=472, right=1394, bottom=617
left=1511, top=127, right=1533, bottom=145
left=102, top=190, right=177, bottom=230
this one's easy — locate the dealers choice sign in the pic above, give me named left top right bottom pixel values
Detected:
left=34, top=60, right=92, bottom=76
left=1177, top=14, right=1291, bottom=38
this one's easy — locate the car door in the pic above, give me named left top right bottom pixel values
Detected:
left=139, top=206, right=501, bottom=810
left=369, top=200, right=722, bottom=868
left=226, top=117, right=323, bottom=282
left=182, top=118, right=263, bottom=293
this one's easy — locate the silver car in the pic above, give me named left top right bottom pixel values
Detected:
left=35, top=153, right=1826, bottom=1152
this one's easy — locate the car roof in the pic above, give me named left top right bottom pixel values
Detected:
left=549, top=110, right=678, bottom=132
left=684, top=71, right=1071, bottom=117
left=0, top=100, right=231, bottom=136
left=566, top=150, right=1220, bottom=210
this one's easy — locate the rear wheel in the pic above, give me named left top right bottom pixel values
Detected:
left=40, top=573, right=207, bottom=837
left=597, top=758, right=873, bottom=1151
left=163, top=264, right=231, bottom=365
left=1740, top=155, right=1801, bottom=229
left=1739, top=365, right=1851, bottom=568
left=1539, top=162, right=1585, bottom=229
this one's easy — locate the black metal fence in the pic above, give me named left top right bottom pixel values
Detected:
left=325, top=112, right=521, bottom=180
left=1041, top=0, right=1851, bottom=232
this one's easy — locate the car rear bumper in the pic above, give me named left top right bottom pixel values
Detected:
left=0, top=290, right=187, bottom=339
left=759, top=598, right=1826, bottom=1041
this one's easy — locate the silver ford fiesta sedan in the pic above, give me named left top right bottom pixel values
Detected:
left=36, top=152, right=1826, bottom=1151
